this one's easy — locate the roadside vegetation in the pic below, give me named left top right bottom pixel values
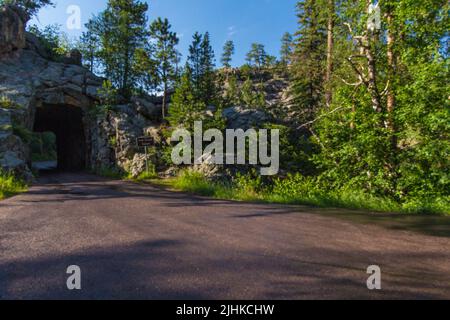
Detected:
left=0, top=170, right=27, bottom=200
left=152, top=170, right=449, bottom=216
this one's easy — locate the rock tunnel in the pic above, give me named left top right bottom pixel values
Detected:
left=33, top=104, right=87, bottom=171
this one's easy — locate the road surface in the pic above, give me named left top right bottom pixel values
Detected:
left=0, top=172, right=449, bottom=300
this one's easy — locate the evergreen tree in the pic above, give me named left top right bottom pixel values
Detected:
left=149, top=17, right=179, bottom=119
left=290, top=0, right=327, bottom=124
left=241, top=78, right=266, bottom=109
left=199, top=32, right=217, bottom=105
left=168, top=65, right=224, bottom=132
left=187, top=32, right=203, bottom=90
left=224, top=73, right=240, bottom=106
left=167, top=67, right=204, bottom=130
left=187, top=32, right=217, bottom=105
left=79, top=19, right=100, bottom=73
left=221, top=40, right=235, bottom=68
left=92, top=0, right=148, bottom=99
left=280, top=32, right=293, bottom=65
left=246, top=43, right=267, bottom=68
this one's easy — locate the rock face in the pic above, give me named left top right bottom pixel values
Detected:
left=0, top=6, right=161, bottom=180
left=223, top=106, right=271, bottom=130
left=0, top=6, right=26, bottom=57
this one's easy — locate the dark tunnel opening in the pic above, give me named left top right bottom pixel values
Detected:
left=33, top=105, right=86, bottom=171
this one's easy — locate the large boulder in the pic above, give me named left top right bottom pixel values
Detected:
left=132, top=96, right=161, bottom=120
left=223, top=106, right=271, bottom=130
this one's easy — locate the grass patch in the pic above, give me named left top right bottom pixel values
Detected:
left=0, top=170, right=27, bottom=200
left=93, top=166, right=126, bottom=179
left=162, top=170, right=450, bottom=215
left=131, top=170, right=159, bottom=182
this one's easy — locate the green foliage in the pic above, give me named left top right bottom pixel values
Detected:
left=169, top=32, right=225, bottom=131
left=169, top=170, right=449, bottom=215
left=0, top=170, right=26, bottom=200
left=12, top=123, right=32, bottom=143
left=27, top=24, right=76, bottom=60
left=304, top=0, right=450, bottom=203
left=187, top=32, right=217, bottom=105
left=167, top=68, right=206, bottom=130
left=79, top=20, right=100, bottom=73
left=91, top=0, right=148, bottom=99
left=223, top=73, right=240, bottom=106
left=264, top=123, right=316, bottom=174
left=148, top=17, right=180, bottom=118
left=133, top=168, right=158, bottom=181
left=240, top=78, right=266, bottom=108
left=173, top=170, right=220, bottom=197
left=290, top=0, right=327, bottom=123
left=89, top=80, right=119, bottom=118
left=0, top=0, right=53, bottom=17
left=246, top=43, right=268, bottom=68
left=0, top=96, right=20, bottom=109
left=221, top=40, right=235, bottom=68
left=280, top=32, right=294, bottom=65
left=30, top=131, right=56, bottom=162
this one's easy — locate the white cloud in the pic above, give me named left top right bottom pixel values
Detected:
left=227, top=26, right=237, bottom=37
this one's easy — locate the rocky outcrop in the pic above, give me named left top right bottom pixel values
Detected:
left=223, top=106, right=271, bottom=130
left=0, top=6, right=26, bottom=57
left=0, top=5, right=161, bottom=179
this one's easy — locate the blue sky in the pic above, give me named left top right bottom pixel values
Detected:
left=31, top=0, right=298, bottom=67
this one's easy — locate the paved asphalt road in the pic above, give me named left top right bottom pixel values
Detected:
left=0, top=172, right=449, bottom=300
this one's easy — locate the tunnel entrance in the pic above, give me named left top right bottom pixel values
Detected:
left=33, top=105, right=87, bottom=171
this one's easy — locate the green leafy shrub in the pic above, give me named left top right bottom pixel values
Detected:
left=27, top=24, right=75, bottom=60
left=12, top=124, right=32, bottom=143
left=0, top=96, right=20, bottom=109
left=31, top=132, right=57, bottom=162
left=0, top=170, right=26, bottom=200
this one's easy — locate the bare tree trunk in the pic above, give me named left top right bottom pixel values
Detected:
left=325, top=0, right=335, bottom=107
left=365, top=40, right=382, bottom=113
left=386, top=8, right=396, bottom=132
left=386, top=5, right=399, bottom=191
left=364, top=1, right=382, bottom=113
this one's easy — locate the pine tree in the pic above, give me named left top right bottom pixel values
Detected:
left=168, top=66, right=205, bottom=130
left=290, top=0, right=327, bottom=124
left=280, top=32, right=293, bottom=65
left=221, top=40, right=235, bottom=68
left=246, top=43, right=267, bottom=68
left=187, top=32, right=216, bottom=105
left=187, top=32, right=203, bottom=91
left=149, top=17, right=179, bottom=119
left=199, top=32, right=216, bottom=105
left=79, top=19, right=100, bottom=73
left=92, top=0, right=148, bottom=99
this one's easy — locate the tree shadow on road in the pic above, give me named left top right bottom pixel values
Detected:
left=1, top=239, right=449, bottom=300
